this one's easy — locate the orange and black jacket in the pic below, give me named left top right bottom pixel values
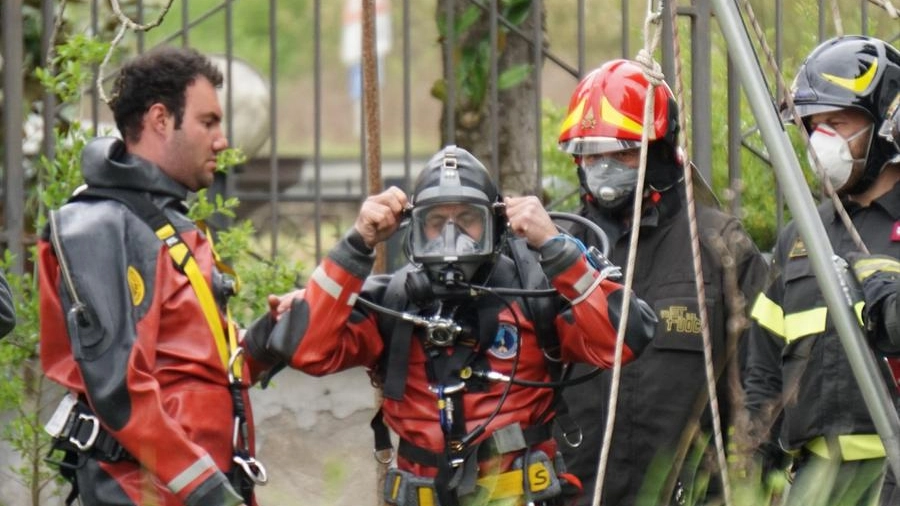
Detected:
left=39, top=137, right=268, bottom=506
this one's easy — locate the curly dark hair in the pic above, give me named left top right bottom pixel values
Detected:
left=109, top=46, right=223, bottom=143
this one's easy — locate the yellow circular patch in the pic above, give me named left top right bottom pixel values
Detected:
left=127, top=266, right=145, bottom=306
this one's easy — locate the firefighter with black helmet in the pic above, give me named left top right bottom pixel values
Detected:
left=745, top=35, right=900, bottom=506
left=243, top=145, right=658, bottom=506
left=554, top=59, right=768, bottom=506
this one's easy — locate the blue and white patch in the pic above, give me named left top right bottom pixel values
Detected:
left=488, top=323, right=519, bottom=359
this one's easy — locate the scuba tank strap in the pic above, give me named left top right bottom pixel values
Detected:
left=377, top=267, right=418, bottom=400
left=504, top=237, right=580, bottom=432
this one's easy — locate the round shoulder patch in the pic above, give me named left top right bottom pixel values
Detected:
left=127, top=266, right=145, bottom=306
left=488, top=323, right=519, bottom=359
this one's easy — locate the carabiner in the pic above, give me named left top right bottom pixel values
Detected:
left=227, top=347, right=244, bottom=384
left=233, top=454, right=269, bottom=485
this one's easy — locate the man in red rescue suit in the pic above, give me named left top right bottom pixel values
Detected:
left=553, top=59, right=769, bottom=506
left=744, top=36, right=900, bottom=506
left=39, top=47, right=269, bottom=506
left=242, top=145, right=658, bottom=505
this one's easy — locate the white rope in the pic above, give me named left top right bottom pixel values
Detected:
left=663, top=0, right=735, bottom=502
left=590, top=3, right=663, bottom=506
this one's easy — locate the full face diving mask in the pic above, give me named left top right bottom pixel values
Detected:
left=410, top=202, right=494, bottom=285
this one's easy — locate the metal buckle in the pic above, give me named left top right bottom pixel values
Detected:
left=562, top=427, right=583, bottom=448
left=233, top=455, right=268, bottom=485
left=228, top=347, right=244, bottom=384
left=69, top=413, right=100, bottom=451
left=373, top=447, right=394, bottom=464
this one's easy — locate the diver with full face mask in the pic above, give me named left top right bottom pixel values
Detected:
left=244, top=145, right=658, bottom=506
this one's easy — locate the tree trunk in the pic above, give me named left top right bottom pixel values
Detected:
left=436, top=0, right=545, bottom=195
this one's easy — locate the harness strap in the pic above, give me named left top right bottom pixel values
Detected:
left=381, top=268, right=417, bottom=400
left=72, top=187, right=241, bottom=378
left=397, top=423, right=554, bottom=468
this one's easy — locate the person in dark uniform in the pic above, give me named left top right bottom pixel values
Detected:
left=244, top=145, right=658, bottom=506
left=745, top=35, right=900, bottom=506
left=554, top=59, right=769, bottom=506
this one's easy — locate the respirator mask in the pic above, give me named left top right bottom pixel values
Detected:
left=807, top=123, right=871, bottom=192
left=583, top=156, right=638, bottom=211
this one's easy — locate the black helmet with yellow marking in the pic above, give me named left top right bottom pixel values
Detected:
left=784, top=36, right=900, bottom=191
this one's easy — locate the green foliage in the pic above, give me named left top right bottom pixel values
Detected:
left=540, top=100, right=580, bottom=211
left=188, top=188, right=303, bottom=324
left=33, top=35, right=109, bottom=105
left=433, top=0, right=534, bottom=110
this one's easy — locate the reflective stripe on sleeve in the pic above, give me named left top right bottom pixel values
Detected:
left=783, top=307, right=828, bottom=342
left=571, top=269, right=596, bottom=297
left=753, top=295, right=864, bottom=343
left=806, top=434, right=885, bottom=460
left=751, top=294, right=785, bottom=338
left=168, top=454, right=217, bottom=495
left=311, top=265, right=343, bottom=300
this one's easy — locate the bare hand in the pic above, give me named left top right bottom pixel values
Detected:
left=503, top=196, right=558, bottom=248
left=354, top=187, right=409, bottom=248
left=269, top=289, right=305, bottom=320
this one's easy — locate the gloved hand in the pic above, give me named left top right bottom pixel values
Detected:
left=846, top=253, right=900, bottom=332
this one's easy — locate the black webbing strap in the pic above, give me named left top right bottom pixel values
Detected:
left=398, top=422, right=554, bottom=468
left=380, top=268, right=417, bottom=400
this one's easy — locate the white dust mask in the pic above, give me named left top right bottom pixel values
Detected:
left=807, top=123, right=871, bottom=191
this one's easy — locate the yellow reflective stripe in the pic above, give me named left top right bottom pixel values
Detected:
left=751, top=293, right=785, bottom=339
left=822, top=60, right=878, bottom=94
left=806, top=435, right=885, bottom=460
left=852, top=256, right=900, bottom=281
left=475, top=461, right=552, bottom=500
left=155, top=224, right=239, bottom=378
left=783, top=307, right=828, bottom=342
left=417, top=487, right=435, bottom=506
left=197, top=222, right=242, bottom=378
left=752, top=292, right=865, bottom=343
left=600, top=95, right=643, bottom=136
left=559, top=97, right=587, bottom=135
left=390, top=474, right=402, bottom=500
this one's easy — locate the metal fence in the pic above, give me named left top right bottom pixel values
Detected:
left=2, top=0, right=898, bottom=276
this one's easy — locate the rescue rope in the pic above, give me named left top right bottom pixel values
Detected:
left=97, top=0, right=176, bottom=104
left=738, top=0, right=869, bottom=254
left=591, top=3, right=662, bottom=505
left=664, top=1, right=734, bottom=504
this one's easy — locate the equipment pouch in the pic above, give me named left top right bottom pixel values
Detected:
left=385, top=468, right=439, bottom=506
left=512, top=450, right=562, bottom=503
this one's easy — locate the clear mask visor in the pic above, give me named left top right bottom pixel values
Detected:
left=411, top=203, right=493, bottom=261
left=560, top=137, right=640, bottom=156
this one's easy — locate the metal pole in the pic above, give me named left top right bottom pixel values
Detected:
left=709, top=0, right=900, bottom=478
left=2, top=0, right=25, bottom=274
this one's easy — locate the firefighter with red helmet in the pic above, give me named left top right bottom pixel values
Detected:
left=244, top=145, right=658, bottom=506
left=554, top=59, right=768, bottom=506
left=745, top=35, right=900, bottom=506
